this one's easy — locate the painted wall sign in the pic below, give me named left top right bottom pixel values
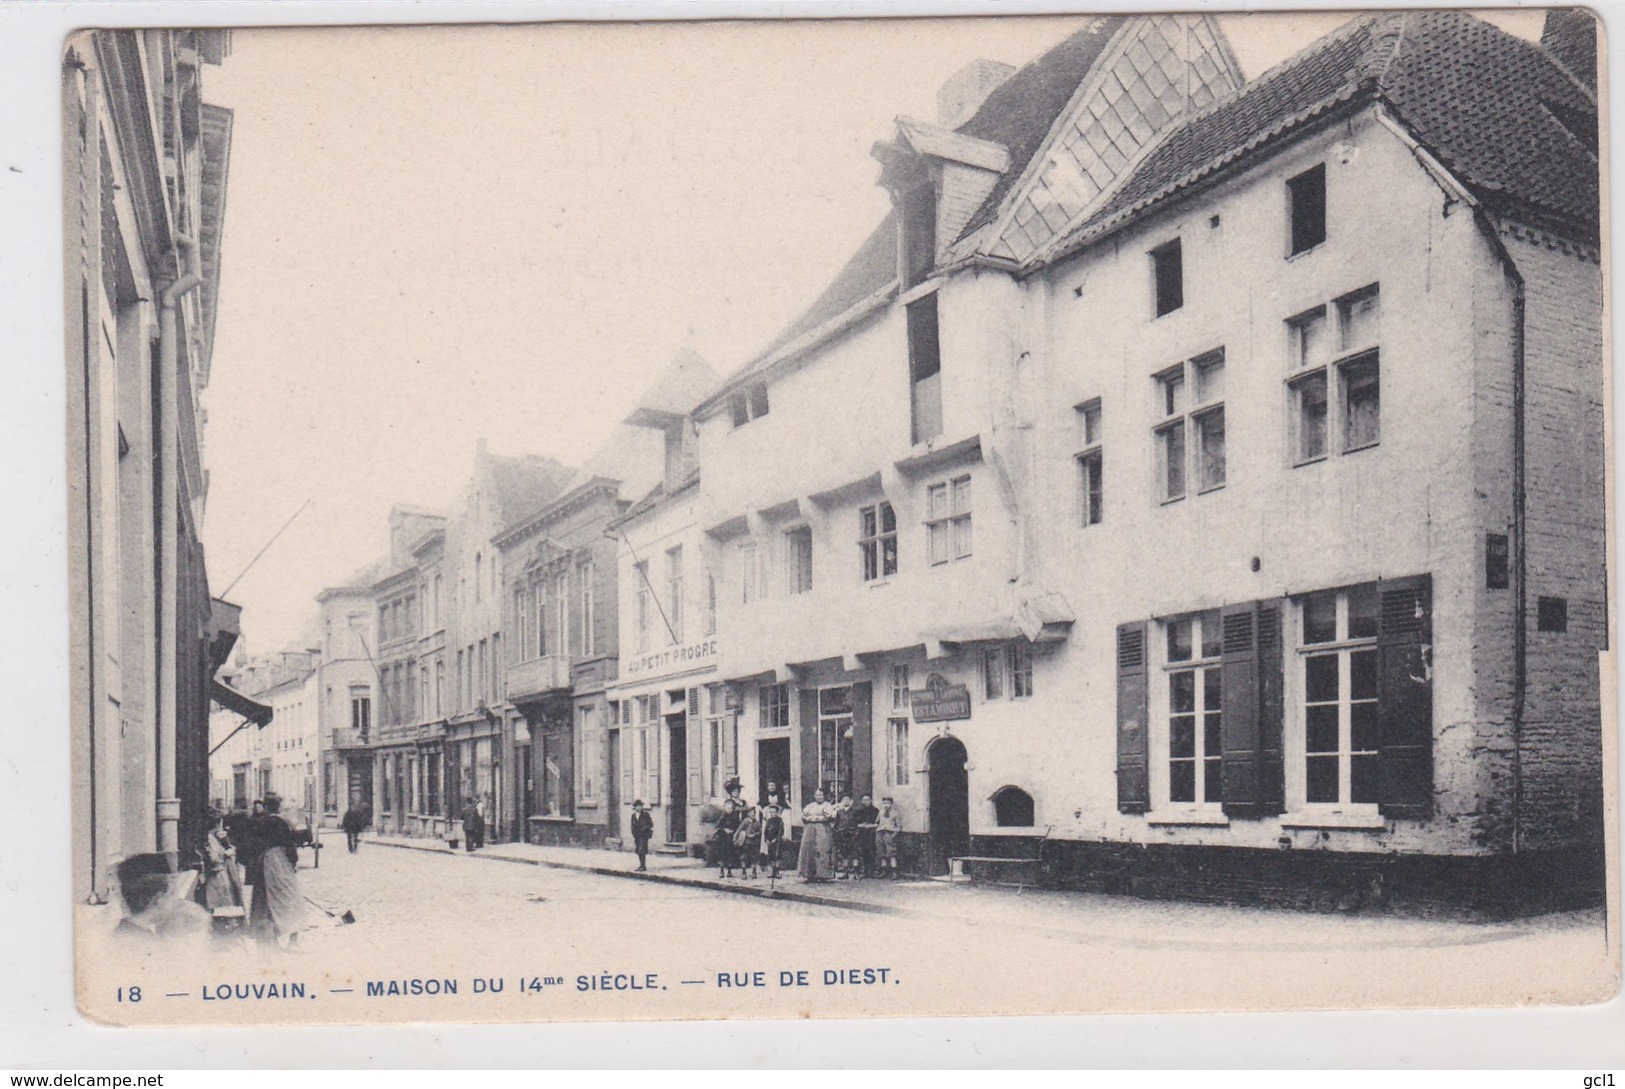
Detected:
left=911, top=673, right=971, bottom=722
left=623, top=638, right=719, bottom=681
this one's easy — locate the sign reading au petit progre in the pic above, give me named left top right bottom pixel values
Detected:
left=910, top=673, right=971, bottom=722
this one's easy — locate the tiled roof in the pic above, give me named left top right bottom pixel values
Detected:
left=1063, top=11, right=1598, bottom=254
left=953, top=16, right=1125, bottom=240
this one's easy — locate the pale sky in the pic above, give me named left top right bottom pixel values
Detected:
left=199, top=10, right=1544, bottom=657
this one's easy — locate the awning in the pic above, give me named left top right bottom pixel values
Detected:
left=210, top=679, right=272, bottom=728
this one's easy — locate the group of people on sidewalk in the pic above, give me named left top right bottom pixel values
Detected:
left=115, top=793, right=307, bottom=952
left=629, top=777, right=902, bottom=885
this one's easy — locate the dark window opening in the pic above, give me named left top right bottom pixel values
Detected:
left=908, top=294, right=942, bottom=444
left=1486, top=533, right=1510, bottom=590
left=1288, top=163, right=1327, bottom=255
left=1537, top=596, right=1568, bottom=633
left=902, top=182, right=938, bottom=288
left=1151, top=239, right=1183, bottom=317
left=730, top=381, right=770, bottom=429
left=991, top=786, right=1034, bottom=827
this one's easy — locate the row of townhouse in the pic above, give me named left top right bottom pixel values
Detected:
left=208, top=649, right=321, bottom=818
left=295, top=10, right=1603, bottom=912
left=599, top=10, right=1606, bottom=912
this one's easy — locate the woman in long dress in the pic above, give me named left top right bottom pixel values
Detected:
left=248, top=794, right=307, bottom=947
left=796, top=788, right=836, bottom=882
left=200, top=807, right=245, bottom=915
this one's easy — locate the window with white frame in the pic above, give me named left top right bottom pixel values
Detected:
left=860, top=502, right=898, bottom=581
left=1164, top=610, right=1223, bottom=806
left=739, top=541, right=761, bottom=605
left=578, top=703, right=597, bottom=802
left=816, top=686, right=854, bottom=799
left=785, top=526, right=813, bottom=595
left=578, top=557, right=595, bottom=656
left=926, top=475, right=972, bottom=564
left=554, top=569, right=570, bottom=656
left=1011, top=640, right=1033, bottom=699
left=890, top=664, right=911, bottom=712
left=982, top=645, right=1003, bottom=700
left=635, top=561, right=651, bottom=652
left=981, top=643, right=1034, bottom=701
left=665, top=546, right=683, bottom=643
left=759, top=682, right=790, bottom=731
left=887, top=717, right=910, bottom=786
left=1298, top=584, right=1381, bottom=807
left=1075, top=399, right=1103, bottom=526
left=1287, top=285, right=1380, bottom=464
left=702, top=568, right=717, bottom=636
left=1154, top=349, right=1226, bottom=502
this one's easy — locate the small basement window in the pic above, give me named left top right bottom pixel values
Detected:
left=992, top=786, right=1035, bottom=828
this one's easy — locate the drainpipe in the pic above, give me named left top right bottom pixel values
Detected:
left=157, top=233, right=201, bottom=869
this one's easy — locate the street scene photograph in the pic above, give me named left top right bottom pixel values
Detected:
left=61, top=7, right=1615, bottom=1027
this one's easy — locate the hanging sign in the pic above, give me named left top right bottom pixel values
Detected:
left=911, top=673, right=971, bottom=722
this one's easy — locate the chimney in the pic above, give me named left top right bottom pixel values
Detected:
left=1542, top=8, right=1598, bottom=92
left=938, top=58, right=1016, bottom=131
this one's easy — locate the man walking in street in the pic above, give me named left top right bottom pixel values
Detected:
left=460, top=796, right=484, bottom=853
left=341, top=803, right=366, bottom=853
left=630, top=799, right=654, bottom=872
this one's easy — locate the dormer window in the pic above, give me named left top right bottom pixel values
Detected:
left=730, top=381, right=770, bottom=428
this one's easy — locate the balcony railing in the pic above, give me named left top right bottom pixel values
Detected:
left=506, top=655, right=573, bottom=703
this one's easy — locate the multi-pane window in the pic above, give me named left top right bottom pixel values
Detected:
left=578, top=704, right=597, bottom=802
left=785, top=527, right=813, bottom=595
left=926, top=475, right=972, bottom=564
left=1299, top=585, right=1380, bottom=806
left=1165, top=610, right=1222, bottom=805
left=982, top=645, right=1004, bottom=700
left=860, top=502, right=898, bottom=582
left=758, top=682, right=790, bottom=731
left=1154, top=349, right=1225, bottom=501
left=739, top=541, right=762, bottom=605
left=702, top=568, right=717, bottom=636
left=1075, top=399, right=1103, bottom=526
left=1288, top=285, right=1380, bottom=463
left=554, top=570, right=570, bottom=654
left=887, top=717, right=910, bottom=786
left=1010, top=641, right=1033, bottom=699
left=578, top=557, right=595, bottom=656
left=1287, top=163, right=1327, bottom=255
left=665, top=546, right=683, bottom=642
left=350, top=689, right=371, bottom=739
left=1151, top=238, right=1183, bottom=317
left=890, top=664, right=911, bottom=712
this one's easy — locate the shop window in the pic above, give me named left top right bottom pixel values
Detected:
left=1150, top=238, right=1183, bottom=317
left=992, top=786, right=1035, bottom=827
left=817, top=686, right=855, bottom=799
left=1287, top=163, right=1326, bottom=255
left=860, top=501, right=898, bottom=581
left=1075, top=399, right=1103, bottom=526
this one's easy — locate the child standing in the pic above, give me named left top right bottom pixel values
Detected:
left=761, top=804, right=785, bottom=879
left=734, top=805, right=761, bottom=879
left=875, top=797, right=901, bottom=878
left=630, top=800, right=654, bottom=872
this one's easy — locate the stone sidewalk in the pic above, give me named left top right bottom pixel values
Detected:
left=340, top=829, right=1597, bottom=952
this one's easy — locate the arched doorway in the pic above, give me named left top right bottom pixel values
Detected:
left=926, top=735, right=969, bottom=875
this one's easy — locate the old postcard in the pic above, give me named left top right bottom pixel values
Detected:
left=64, top=8, right=1617, bottom=1028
